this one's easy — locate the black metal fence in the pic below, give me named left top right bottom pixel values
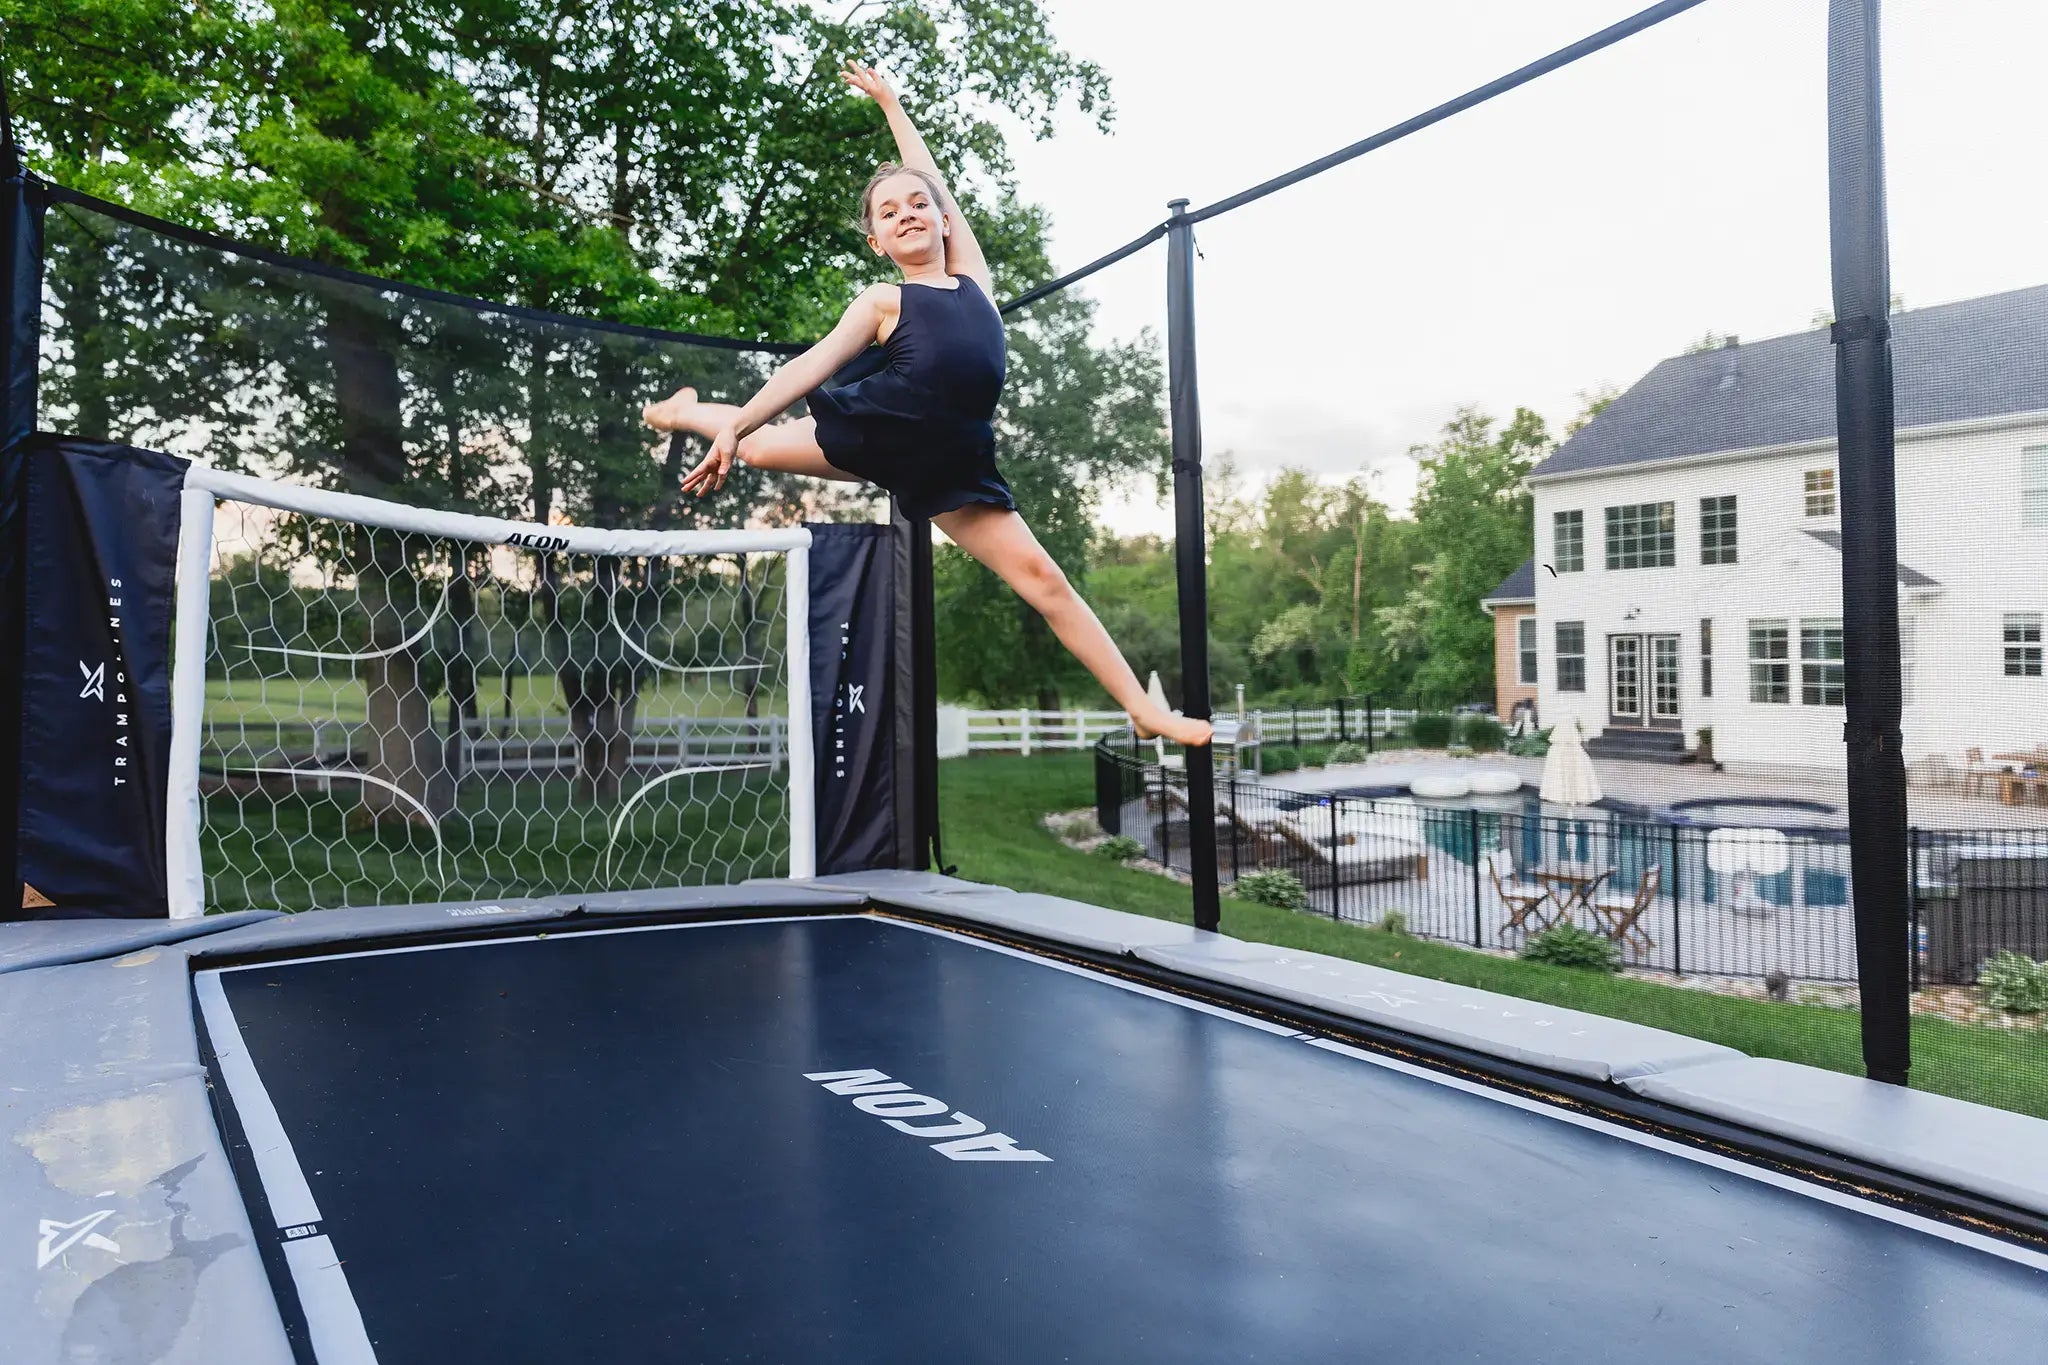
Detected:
left=1096, top=740, right=2048, bottom=989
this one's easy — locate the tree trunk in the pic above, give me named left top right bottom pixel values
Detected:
left=327, top=298, right=453, bottom=825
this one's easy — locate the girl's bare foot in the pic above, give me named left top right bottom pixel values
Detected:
left=643, top=386, right=698, bottom=431
left=1133, top=711, right=1214, bottom=748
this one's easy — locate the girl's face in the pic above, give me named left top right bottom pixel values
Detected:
left=866, top=172, right=948, bottom=271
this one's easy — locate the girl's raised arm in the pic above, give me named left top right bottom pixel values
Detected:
left=842, top=62, right=992, bottom=299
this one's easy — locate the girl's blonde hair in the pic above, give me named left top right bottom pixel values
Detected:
left=857, top=162, right=947, bottom=238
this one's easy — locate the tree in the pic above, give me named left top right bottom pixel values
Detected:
left=1407, top=407, right=1545, bottom=704
left=15, top=0, right=1126, bottom=799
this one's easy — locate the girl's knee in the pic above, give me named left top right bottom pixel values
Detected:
left=1015, top=552, right=1072, bottom=607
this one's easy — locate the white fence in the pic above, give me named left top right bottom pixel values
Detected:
left=947, top=703, right=1418, bottom=758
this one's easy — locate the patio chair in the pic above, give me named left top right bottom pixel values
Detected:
left=1962, top=747, right=2007, bottom=798
left=1486, top=849, right=1552, bottom=939
left=1589, top=864, right=1661, bottom=954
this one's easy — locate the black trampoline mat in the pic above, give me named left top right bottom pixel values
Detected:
left=202, top=913, right=2048, bottom=1364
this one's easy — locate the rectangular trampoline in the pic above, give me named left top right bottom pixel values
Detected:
left=192, top=906, right=2048, bottom=1365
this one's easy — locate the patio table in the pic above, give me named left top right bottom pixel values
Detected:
left=1531, top=861, right=1615, bottom=929
left=1991, top=752, right=2048, bottom=805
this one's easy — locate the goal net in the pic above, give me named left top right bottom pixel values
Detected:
left=168, top=466, right=814, bottom=916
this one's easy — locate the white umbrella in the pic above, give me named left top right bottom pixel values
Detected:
left=1707, top=826, right=1790, bottom=918
left=1540, top=720, right=1603, bottom=811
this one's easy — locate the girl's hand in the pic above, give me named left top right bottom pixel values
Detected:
left=681, top=427, right=740, bottom=497
left=841, top=60, right=897, bottom=107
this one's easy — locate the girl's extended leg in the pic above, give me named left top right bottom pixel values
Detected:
left=934, top=503, right=1213, bottom=748
left=644, top=387, right=861, bottom=482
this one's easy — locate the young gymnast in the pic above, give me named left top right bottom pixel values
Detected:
left=645, top=60, right=1212, bottom=748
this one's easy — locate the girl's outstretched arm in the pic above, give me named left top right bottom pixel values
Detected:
left=686, top=286, right=888, bottom=492
left=842, top=61, right=992, bottom=298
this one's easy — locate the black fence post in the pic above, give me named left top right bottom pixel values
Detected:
left=1291, top=704, right=1300, bottom=749
left=1908, top=826, right=1921, bottom=991
left=1156, top=763, right=1170, bottom=870
left=1337, top=697, right=1348, bottom=744
left=1669, top=823, right=1684, bottom=977
left=1328, top=798, right=1341, bottom=919
left=1164, top=198, right=1220, bottom=933
left=1469, top=807, right=1484, bottom=947
left=1365, top=696, right=1375, bottom=755
left=1228, top=773, right=1240, bottom=883
left=1828, top=0, right=1911, bottom=1086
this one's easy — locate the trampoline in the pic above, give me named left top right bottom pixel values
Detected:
left=9, top=876, right=2046, bottom=1363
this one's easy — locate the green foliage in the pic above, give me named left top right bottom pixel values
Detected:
left=1458, top=715, right=1506, bottom=752
left=1521, top=925, right=1622, bottom=973
left=1980, top=952, right=2048, bottom=1014
left=1260, top=746, right=1301, bottom=775
left=1233, top=869, right=1309, bottom=911
left=1506, top=726, right=1553, bottom=758
left=1377, top=909, right=1410, bottom=936
left=1328, top=742, right=1367, bottom=764
left=1407, top=408, right=1545, bottom=702
left=1409, top=713, right=1455, bottom=748
left=1056, top=816, right=1097, bottom=842
left=1095, top=834, right=1144, bottom=863
left=1297, top=744, right=1331, bottom=768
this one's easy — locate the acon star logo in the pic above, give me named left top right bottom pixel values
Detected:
left=78, top=660, right=105, bottom=701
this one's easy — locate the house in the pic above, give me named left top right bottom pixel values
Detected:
left=1489, top=284, right=2048, bottom=770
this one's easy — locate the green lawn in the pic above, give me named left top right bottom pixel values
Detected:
left=938, top=752, right=2048, bottom=1121
left=206, top=673, right=788, bottom=727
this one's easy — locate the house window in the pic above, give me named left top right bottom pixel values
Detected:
left=1700, top=495, right=1738, bottom=565
left=1517, top=616, right=1538, bottom=685
left=1556, top=622, right=1586, bottom=692
left=1553, top=510, right=1584, bottom=573
left=1700, top=618, right=1713, bottom=698
left=1800, top=618, right=1845, bottom=706
left=2024, top=446, right=2048, bottom=530
left=1804, top=468, right=1837, bottom=518
left=1605, top=502, right=1676, bottom=570
left=1749, top=620, right=1791, bottom=703
left=2006, top=613, right=2045, bottom=677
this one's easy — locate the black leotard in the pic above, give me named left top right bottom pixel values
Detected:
left=807, top=275, right=1016, bottom=520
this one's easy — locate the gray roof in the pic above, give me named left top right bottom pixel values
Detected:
left=1482, top=558, right=1536, bottom=605
left=1801, top=529, right=1940, bottom=589
left=1532, top=284, right=2048, bottom=481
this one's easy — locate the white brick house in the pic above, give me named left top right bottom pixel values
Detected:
left=1503, top=284, right=2048, bottom=771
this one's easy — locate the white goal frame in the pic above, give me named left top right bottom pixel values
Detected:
left=165, top=464, right=816, bottom=918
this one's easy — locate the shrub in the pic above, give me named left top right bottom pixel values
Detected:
left=1376, top=909, right=1410, bottom=936
left=1095, top=834, right=1144, bottom=863
left=1980, top=951, right=2048, bottom=1014
left=1520, top=924, right=1621, bottom=972
left=1234, top=869, right=1309, bottom=910
left=1260, top=745, right=1301, bottom=774
left=1328, top=742, right=1367, bottom=764
left=1458, top=715, right=1506, bottom=752
left=1056, top=816, right=1097, bottom=841
left=1409, top=712, right=1455, bottom=748
left=1506, top=726, right=1552, bottom=758
left=1298, top=744, right=1331, bottom=768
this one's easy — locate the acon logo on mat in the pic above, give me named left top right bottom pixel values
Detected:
left=504, top=531, right=571, bottom=552
left=805, top=1069, right=1050, bottom=1162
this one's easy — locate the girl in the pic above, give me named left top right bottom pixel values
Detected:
left=644, top=61, right=1212, bottom=748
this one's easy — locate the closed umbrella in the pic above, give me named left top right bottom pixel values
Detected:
left=1145, top=671, right=1181, bottom=769
left=1540, top=720, right=1603, bottom=812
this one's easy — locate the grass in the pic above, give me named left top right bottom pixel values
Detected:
left=204, top=673, right=788, bottom=729
left=937, top=752, right=2048, bottom=1120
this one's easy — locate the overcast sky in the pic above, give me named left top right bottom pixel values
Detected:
left=983, top=0, right=2048, bottom=532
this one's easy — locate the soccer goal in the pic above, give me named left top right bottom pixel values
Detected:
left=166, top=466, right=814, bottom=917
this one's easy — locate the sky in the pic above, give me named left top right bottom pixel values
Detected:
left=984, top=0, right=2048, bottom=533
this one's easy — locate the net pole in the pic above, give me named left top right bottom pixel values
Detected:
left=1165, top=199, right=1221, bottom=934
left=1827, top=0, right=1910, bottom=1086
left=165, top=488, right=216, bottom=919
left=786, top=543, right=816, bottom=879
left=0, top=144, right=42, bottom=919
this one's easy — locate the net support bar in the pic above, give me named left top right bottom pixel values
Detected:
left=785, top=543, right=815, bottom=880
left=183, top=464, right=812, bottom=560
left=166, top=486, right=216, bottom=920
